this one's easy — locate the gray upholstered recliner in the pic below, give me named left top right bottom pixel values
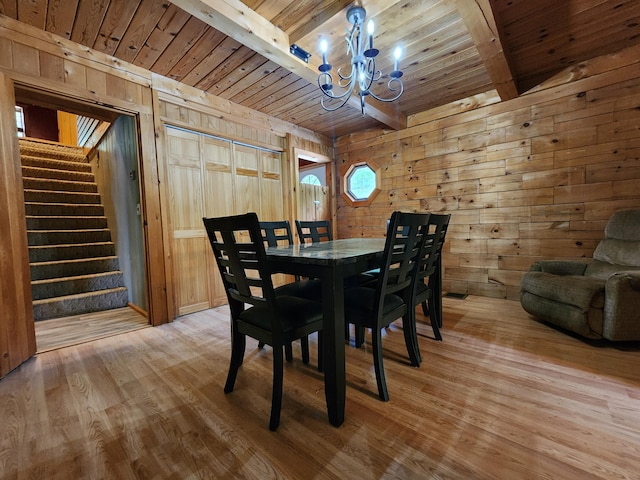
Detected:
left=520, top=209, right=640, bottom=341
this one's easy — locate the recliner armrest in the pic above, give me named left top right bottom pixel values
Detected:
left=603, top=271, right=640, bottom=341
left=530, top=260, right=589, bottom=276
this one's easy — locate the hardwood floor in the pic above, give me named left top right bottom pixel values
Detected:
left=34, top=307, right=149, bottom=353
left=1, top=296, right=639, bottom=479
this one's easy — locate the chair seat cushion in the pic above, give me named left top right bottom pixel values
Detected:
left=344, top=286, right=405, bottom=328
left=274, top=278, right=322, bottom=300
left=239, top=295, right=324, bottom=333
left=520, top=272, right=605, bottom=309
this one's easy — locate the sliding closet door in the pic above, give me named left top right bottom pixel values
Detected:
left=203, top=136, right=234, bottom=306
left=165, top=128, right=210, bottom=315
left=164, top=126, right=286, bottom=315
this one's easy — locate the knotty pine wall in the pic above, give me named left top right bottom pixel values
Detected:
left=335, top=64, right=640, bottom=301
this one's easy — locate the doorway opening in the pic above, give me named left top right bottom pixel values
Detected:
left=295, top=149, right=333, bottom=228
left=14, top=85, right=150, bottom=351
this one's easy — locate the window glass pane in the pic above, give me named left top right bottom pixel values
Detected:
left=15, top=106, right=25, bottom=138
left=348, top=165, right=376, bottom=200
left=301, top=173, right=321, bottom=186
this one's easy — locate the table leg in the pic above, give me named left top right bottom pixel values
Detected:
left=321, top=268, right=345, bottom=427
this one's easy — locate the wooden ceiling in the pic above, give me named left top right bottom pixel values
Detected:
left=1, top=0, right=639, bottom=139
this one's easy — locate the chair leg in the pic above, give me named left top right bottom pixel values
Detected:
left=285, top=343, right=293, bottom=362
left=317, top=332, right=323, bottom=372
left=428, top=299, right=443, bottom=341
left=371, top=329, right=389, bottom=402
left=421, top=300, right=429, bottom=317
left=301, top=336, right=310, bottom=364
left=269, top=345, right=284, bottom=431
left=355, top=326, right=366, bottom=348
left=403, top=310, right=421, bottom=367
left=258, top=341, right=265, bottom=350
left=224, top=328, right=246, bottom=394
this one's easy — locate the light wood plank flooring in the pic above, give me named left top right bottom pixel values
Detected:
left=34, top=307, right=149, bottom=352
left=1, top=296, right=639, bottom=479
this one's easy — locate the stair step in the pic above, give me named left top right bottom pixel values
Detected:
left=32, top=287, right=129, bottom=321
left=22, top=165, right=95, bottom=183
left=25, top=202, right=105, bottom=217
left=20, top=140, right=87, bottom=163
left=20, top=154, right=92, bottom=173
left=26, top=215, right=108, bottom=230
left=28, top=229, right=112, bottom=245
left=24, top=189, right=101, bottom=204
left=30, top=256, right=122, bottom=281
left=31, top=271, right=126, bottom=300
left=22, top=177, right=98, bottom=193
left=29, top=242, right=116, bottom=263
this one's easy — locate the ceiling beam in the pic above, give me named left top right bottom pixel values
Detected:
left=168, top=0, right=407, bottom=131
left=456, top=0, right=519, bottom=101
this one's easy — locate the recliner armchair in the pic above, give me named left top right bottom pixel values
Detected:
left=520, top=209, right=640, bottom=341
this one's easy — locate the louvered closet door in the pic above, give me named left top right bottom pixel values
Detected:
left=165, top=127, right=210, bottom=316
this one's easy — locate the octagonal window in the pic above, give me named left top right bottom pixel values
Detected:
left=341, top=161, right=380, bottom=207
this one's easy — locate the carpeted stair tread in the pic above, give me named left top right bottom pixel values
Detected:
left=30, top=256, right=122, bottom=281
left=20, top=140, right=87, bottom=163
left=20, top=154, right=92, bottom=173
left=26, top=215, right=108, bottom=230
left=25, top=202, right=105, bottom=217
left=22, top=166, right=95, bottom=183
left=31, top=271, right=126, bottom=300
left=27, top=229, right=112, bottom=245
left=32, top=287, right=129, bottom=321
left=24, top=189, right=101, bottom=204
left=22, top=177, right=98, bottom=193
left=29, top=242, right=116, bottom=262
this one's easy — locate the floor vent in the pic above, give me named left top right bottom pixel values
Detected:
left=444, top=292, right=468, bottom=299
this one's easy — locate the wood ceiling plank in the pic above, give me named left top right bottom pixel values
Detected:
left=114, top=0, right=169, bottom=63
left=456, top=0, right=518, bottom=101
left=180, top=35, right=243, bottom=87
left=199, top=46, right=257, bottom=92
left=132, top=4, right=191, bottom=70
left=0, top=1, right=18, bottom=18
left=210, top=54, right=273, bottom=98
left=170, top=0, right=406, bottom=130
left=166, top=27, right=227, bottom=82
left=241, top=70, right=301, bottom=110
left=70, top=0, right=111, bottom=46
left=17, top=0, right=47, bottom=30
left=151, top=16, right=210, bottom=75
left=93, top=0, right=142, bottom=56
left=44, top=0, right=80, bottom=40
left=229, top=63, right=293, bottom=104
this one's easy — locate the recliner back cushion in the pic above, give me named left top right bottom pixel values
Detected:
left=592, top=209, right=640, bottom=267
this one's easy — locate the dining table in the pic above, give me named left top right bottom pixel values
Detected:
left=266, top=237, right=385, bottom=427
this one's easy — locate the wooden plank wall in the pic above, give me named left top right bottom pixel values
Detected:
left=335, top=59, right=640, bottom=301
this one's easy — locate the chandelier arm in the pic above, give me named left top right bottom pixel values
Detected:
left=367, top=78, right=405, bottom=102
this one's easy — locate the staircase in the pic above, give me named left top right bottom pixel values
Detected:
left=20, top=138, right=129, bottom=321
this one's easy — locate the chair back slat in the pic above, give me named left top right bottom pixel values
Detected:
left=295, top=219, right=332, bottom=243
left=375, top=211, right=431, bottom=313
left=417, top=214, right=450, bottom=284
left=204, top=213, right=278, bottom=313
left=260, top=220, right=294, bottom=247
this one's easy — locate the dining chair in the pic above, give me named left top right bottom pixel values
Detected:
left=203, top=212, right=325, bottom=431
left=259, top=220, right=322, bottom=365
left=412, top=213, right=450, bottom=346
left=295, top=219, right=332, bottom=243
left=344, top=211, right=430, bottom=401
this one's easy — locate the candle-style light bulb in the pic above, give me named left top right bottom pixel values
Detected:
left=320, top=39, right=329, bottom=65
left=393, top=47, right=402, bottom=72
left=367, top=20, right=374, bottom=49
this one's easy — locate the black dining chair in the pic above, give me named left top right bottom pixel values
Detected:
left=259, top=220, right=322, bottom=364
left=343, top=211, right=430, bottom=401
left=411, top=213, right=450, bottom=346
left=203, top=212, right=325, bottom=431
left=295, top=219, right=332, bottom=243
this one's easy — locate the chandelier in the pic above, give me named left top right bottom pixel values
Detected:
left=317, top=6, right=404, bottom=116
